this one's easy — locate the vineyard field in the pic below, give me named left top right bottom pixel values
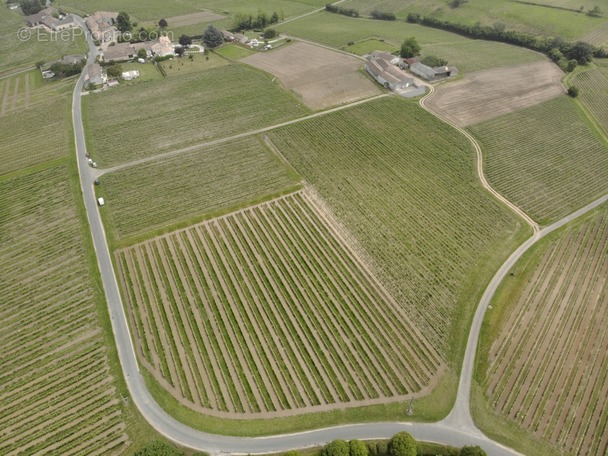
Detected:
left=480, top=204, right=608, bottom=456
left=0, top=74, right=74, bottom=175
left=470, top=96, right=608, bottom=224
left=100, top=136, right=301, bottom=242
left=83, top=64, right=309, bottom=167
left=268, top=97, right=522, bottom=355
left=0, top=165, right=129, bottom=455
left=573, top=67, right=608, bottom=136
left=117, top=191, right=443, bottom=416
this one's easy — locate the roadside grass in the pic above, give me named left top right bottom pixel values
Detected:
left=340, top=0, right=605, bottom=40
left=277, top=12, right=544, bottom=73
left=98, top=136, right=301, bottom=243
left=159, top=51, right=228, bottom=76
left=470, top=95, right=608, bottom=225
left=474, top=203, right=608, bottom=456
left=0, top=7, right=87, bottom=74
left=142, top=369, right=457, bottom=436
left=214, top=44, right=257, bottom=60
left=267, top=97, right=524, bottom=365
left=345, top=38, right=398, bottom=55
left=82, top=63, right=309, bottom=167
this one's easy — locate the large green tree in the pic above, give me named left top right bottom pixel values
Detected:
left=202, top=25, right=223, bottom=48
left=116, top=12, right=132, bottom=33
left=388, top=432, right=417, bottom=456
left=400, top=37, right=421, bottom=58
left=323, top=440, right=349, bottom=456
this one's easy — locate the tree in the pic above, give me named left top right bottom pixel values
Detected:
left=282, top=452, right=299, bottom=456
left=587, top=5, right=603, bottom=17
left=158, top=18, right=168, bottom=28
left=35, top=61, right=45, bottom=69
left=459, top=445, right=487, bottom=456
left=421, top=55, right=448, bottom=67
left=263, top=28, right=278, bottom=39
left=349, top=440, right=368, bottom=456
left=387, top=432, right=416, bottom=456
left=568, top=85, right=579, bottom=97
left=323, top=440, right=349, bottom=456
left=19, top=0, right=44, bottom=15
left=567, top=58, right=578, bottom=72
left=400, top=36, right=421, bottom=58
left=448, top=0, right=468, bottom=8
left=179, top=34, right=193, bottom=48
left=174, top=46, right=185, bottom=57
left=202, top=25, right=223, bottom=48
left=568, top=40, right=594, bottom=64
left=548, top=47, right=563, bottom=62
left=270, top=11, right=280, bottom=24
left=106, top=64, right=123, bottom=78
left=116, top=12, right=132, bottom=33
left=137, top=48, right=147, bottom=60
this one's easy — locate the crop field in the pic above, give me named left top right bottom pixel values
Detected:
left=582, top=21, right=608, bottom=48
left=268, top=97, right=522, bottom=353
left=0, top=74, right=74, bottom=175
left=574, top=67, right=608, bottom=135
left=425, top=61, right=564, bottom=127
left=345, top=39, right=398, bottom=55
left=117, top=191, right=443, bottom=415
left=481, top=205, right=608, bottom=455
left=0, top=6, right=87, bottom=74
left=241, top=42, right=381, bottom=110
left=0, top=164, right=129, bottom=455
left=277, top=13, right=543, bottom=73
left=100, top=136, right=301, bottom=242
left=470, top=96, right=608, bottom=224
left=83, top=63, right=309, bottom=167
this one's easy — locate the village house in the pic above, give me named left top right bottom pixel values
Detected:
left=85, top=11, right=118, bottom=42
left=84, top=63, right=106, bottom=88
left=102, top=42, right=138, bottom=61
left=25, top=7, right=77, bottom=31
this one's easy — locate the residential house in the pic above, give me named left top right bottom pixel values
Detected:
left=102, top=42, right=138, bottom=61
left=84, top=63, right=106, bottom=87
left=86, top=11, right=118, bottom=42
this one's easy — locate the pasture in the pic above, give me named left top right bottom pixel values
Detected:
left=0, top=165, right=129, bottom=455
left=277, top=12, right=544, bottom=73
left=345, top=39, right=398, bottom=55
left=0, top=73, right=75, bottom=175
left=214, top=44, right=256, bottom=60
left=574, top=67, right=608, bottom=135
left=117, top=191, right=443, bottom=415
left=82, top=63, right=309, bottom=167
left=268, top=97, right=523, bottom=355
left=425, top=61, right=564, bottom=127
left=99, top=137, right=301, bottom=242
left=480, top=205, right=608, bottom=456
left=470, top=96, right=608, bottom=224
left=158, top=51, right=229, bottom=76
left=241, top=42, right=381, bottom=110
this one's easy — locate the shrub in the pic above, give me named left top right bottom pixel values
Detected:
left=371, top=10, right=396, bottom=20
left=421, top=55, right=448, bottom=67
left=387, top=432, right=416, bottom=456
left=459, top=445, right=487, bottom=456
left=349, top=440, right=368, bottom=456
left=567, top=85, right=579, bottom=97
left=324, top=440, right=350, bottom=456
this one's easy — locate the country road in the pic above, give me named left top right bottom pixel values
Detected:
left=72, top=16, right=608, bottom=455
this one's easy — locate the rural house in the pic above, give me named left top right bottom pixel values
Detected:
left=102, top=42, right=138, bottom=62
left=84, top=63, right=106, bottom=88
left=85, top=11, right=118, bottom=42
left=25, top=7, right=76, bottom=31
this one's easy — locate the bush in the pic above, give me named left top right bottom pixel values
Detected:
left=133, top=440, right=185, bottom=456
left=459, top=445, right=487, bottom=456
left=421, top=55, right=448, bottom=67
left=325, top=4, right=359, bottom=17
left=567, top=85, right=579, bottom=97
left=376, top=442, right=388, bottom=456
left=366, top=442, right=378, bottom=456
left=349, top=440, right=368, bottom=456
left=416, top=442, right=459, bottom=455
left=371, top=10, right=396, bottom=20
left=264, top=28, right=278, bottom=39
left=324, top=440, right=350, bottom=456
left=387, top=432, right=416, bottom=456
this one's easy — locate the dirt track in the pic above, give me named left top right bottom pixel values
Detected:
left=425, top=61, right=565, bottom=127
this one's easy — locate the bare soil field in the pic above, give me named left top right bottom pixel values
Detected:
left=483, top=207, right=608, bottom=455
left=425, top=61, right=565, bottom=127
left=117, top=190, right=443, bottom=417
left=163, top=11, right=225, bottom=27
left=241, top=42, right=381, bottom=110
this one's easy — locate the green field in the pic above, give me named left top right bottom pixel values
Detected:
left=0, top=73, right=75, bottom=176
left=340, top=0, right=606, bottom=40
left=345, top=39, right=397, bottom=55
left=117, top=62, right=164, bottom=83
left=99, top=137, right=301, bottom=242
left=214, top=44, right=257, bottom=60
left=158, top=51, right=229, bottom=76
left=470, top=96, right=608, bottom=224
left=574, top=67, right=608, bottom=136
left=0, top=6, right=87, bottom=75
left=117, top=191, right=442, bottom=415
left=0, top=164, right=129, bottom=455
left=83, top=63, right=309, bottom=167
left=476, top=204, right=608, bottom=455
left=268, top=97, right=524, bottom=357
left=277, top=12, right=544, bottom=73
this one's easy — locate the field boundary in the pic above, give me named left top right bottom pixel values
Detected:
left=420, top=87, right=540, bottom=233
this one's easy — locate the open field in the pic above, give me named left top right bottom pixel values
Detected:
left=117, top=191, right=443, bottom=416
left=582, top=21, right=608, bottom=48
left=340, top=0, right=606, bottom=40
left=345, top=38, right=397, bottom=55
left=268, top=97, right=523, bottom=355
left=162, top=11, right=225, bottom=26
left=479, top=204, right=608, bottom=455
left=99, top=137, right=300, bottom=242
left=277, top=13, right=544, bottom=73
left=426, top=61, right=564, bottom=127
left=0, top=164, right=129, bottom=455
left=158, top=51, right=229, bottom=76
left=215, top=44, right=256, bottom=60
left=470, top=96, right=608, bottom=224
left=574, top=67, right=608, bottom=135
left=0, top=74, right=75, bottom=175
left=83, top=63, right=309, bottom=167
left=241, top=42, right=381, bottom=110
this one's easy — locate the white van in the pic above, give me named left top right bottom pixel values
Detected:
left=97, top=197, right=105, bottom=206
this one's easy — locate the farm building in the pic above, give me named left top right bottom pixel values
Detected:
left=222, top=30, right=248, bottom=43
left=85, top=11, right=118, bottom=42
left=408, top=61, right=457, bottom=81
left=366, top=56, right=415, bottom=91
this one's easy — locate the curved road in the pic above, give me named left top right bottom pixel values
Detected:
left=72, top=18, right=608, bottom=454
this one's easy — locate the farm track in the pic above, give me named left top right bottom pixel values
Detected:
left=420, top=87, right=540, bottom=233
left=116, top=191, right=443, bottom=418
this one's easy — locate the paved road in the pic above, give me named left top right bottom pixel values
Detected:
left=71, top=16, right=608, bottom=455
